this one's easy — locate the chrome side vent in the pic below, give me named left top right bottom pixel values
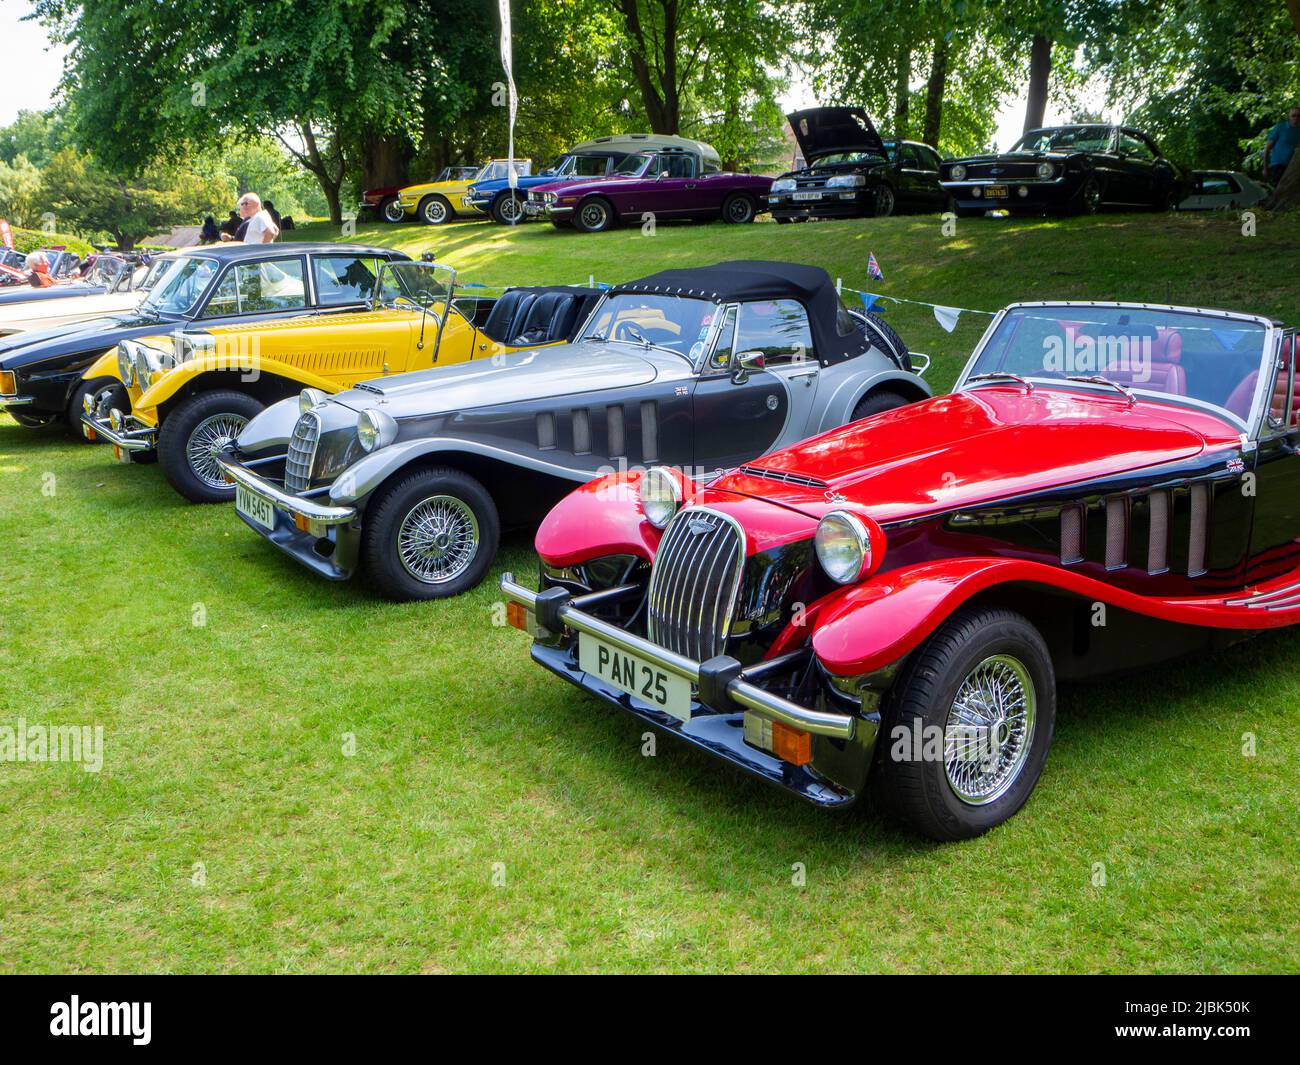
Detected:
left=572, top=408, right=591, bottom=454
left=607, top=405, right=625, bottom=457
left=647, top=508, right=745, bottom=662
left=536, top=412, right=556, bottom=450
left=1104, top=497, right=1128, bottom=570
left=1187, top=483, right=1209, bottom=576
left=640, top=400, right=658, bottom=462
left=1147, top=490, right=1170, bottom=574
left=1060, top=505, right=1084, bottom=564
left=284, top=411, right=320, bottom=494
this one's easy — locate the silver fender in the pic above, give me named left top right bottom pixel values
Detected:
left=813, top=368, right=931, bottom=435
left=329, top=436, right=598, bottom=506
left=236, top=396, right=300, bottom=451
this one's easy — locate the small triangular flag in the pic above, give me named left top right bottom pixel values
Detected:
left=933, top=305, right=962, bottom=333
left=867, top=253, right=885, bottom=281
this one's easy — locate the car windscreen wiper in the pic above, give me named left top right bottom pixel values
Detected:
left=1067, top=374, right=1135, bottom=403
left=968, top=371, right=1034, bottom=392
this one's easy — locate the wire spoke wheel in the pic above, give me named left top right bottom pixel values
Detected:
left=943, top=653, right=1037, bottom=805
left=187, top=413, right=248, bottom=489
left=396, top=494, right=480, bottom=585
left=499, top=195, right=523, bottom=223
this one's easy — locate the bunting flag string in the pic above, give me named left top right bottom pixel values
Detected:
left=841, top=285, right=996, bottom=333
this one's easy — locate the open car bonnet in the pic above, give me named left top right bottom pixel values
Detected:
left=787, top=107, right=886, bottom=162
left=714, top=387, right=1216, bottom=525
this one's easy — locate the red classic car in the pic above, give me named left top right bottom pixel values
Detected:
left=503, top=300, right=1296, bottom=839
left=527, top=144, right=772, bottom=232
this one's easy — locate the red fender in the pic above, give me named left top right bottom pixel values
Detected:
left=811, top=556, right=1300, bottom=677
left=535, top=471, right=662, bottom=567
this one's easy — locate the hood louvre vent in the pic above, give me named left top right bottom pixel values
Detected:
left=640, top=400, right=658, bottom=462
left=572, top=408, right=591, bottom=455
left=606, top=405, right=625, bottom=458
left=737, top=465, right=830, bottom=491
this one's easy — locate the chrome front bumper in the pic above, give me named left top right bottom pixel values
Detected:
left=0, top=394, right=34, bottom=408
left=80, top=411, right=156, bottom=451
left=216, top=454, right=355, bottom=525
left=500, top=573, right=855, bottom=740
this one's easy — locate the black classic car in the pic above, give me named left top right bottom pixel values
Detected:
left=941, top=124, right=1188, bottom=216
left=768, top=108, right=949, bottom=221
left=0, top=243, right=409, bottom=432
left=216, top=260, right=931, bottom=601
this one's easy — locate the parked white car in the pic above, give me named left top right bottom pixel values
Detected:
left=0, top=254, right=167, bottom=337
left=1178, top=170, right=1271, bottom=210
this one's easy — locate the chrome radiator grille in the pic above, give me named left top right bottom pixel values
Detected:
left=647, top=508, right=745, bottom=662
left=284, top=411, right=321, bottom=494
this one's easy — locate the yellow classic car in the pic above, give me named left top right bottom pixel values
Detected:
left=80, top=250, right=599, bottom=503
left=397, top=159, right=531, bottom=225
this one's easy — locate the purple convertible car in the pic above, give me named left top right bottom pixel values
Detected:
left=527, top=143, right=773, bottom=233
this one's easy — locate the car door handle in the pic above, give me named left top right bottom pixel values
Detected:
left=789, top=369, right=818, bottom=385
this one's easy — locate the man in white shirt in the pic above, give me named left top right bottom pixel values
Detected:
left=221, top=193, right=280, bottom=243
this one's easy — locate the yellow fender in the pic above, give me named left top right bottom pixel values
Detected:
left=135, top=354, right=345, bottom=416
left=83, top=350, right=122, bottom=382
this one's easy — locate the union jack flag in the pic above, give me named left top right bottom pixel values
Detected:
left=867, top=253, right=884, bottom=281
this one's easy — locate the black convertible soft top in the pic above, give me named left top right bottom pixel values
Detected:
left=611, top=259, right=871, bottom=365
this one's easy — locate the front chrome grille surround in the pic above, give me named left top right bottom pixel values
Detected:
left=284, top=411, right=321, bottom=494
left=647, top=507, right=746, bottom=662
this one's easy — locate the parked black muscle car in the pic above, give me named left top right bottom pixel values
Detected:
left=0, top=242, right=409, bottom=432
left=941, top=124, right=1188, bottom=216
left=769, top=108, right=949, bottom=221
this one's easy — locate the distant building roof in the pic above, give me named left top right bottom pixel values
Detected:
left=144, top=225, right=204, bottom=248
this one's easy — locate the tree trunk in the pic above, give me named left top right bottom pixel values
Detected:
left=360, top=132, right=408, bottom=190
left=1265, top=158, right=1300, bottom=210
left=923, top=38, right=949, bottom=147
left=1023, top=35, right=1052, bottom=133
left=616, top=0, right=678, bottom=133
left=280, top=121, right=346, bottom=224
left=1288, top=0, right=1300, bottom=34
left=894, top=44, right=911, bottom=138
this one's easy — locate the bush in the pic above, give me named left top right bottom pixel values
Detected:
left=6, top=225, right=96, bottom=259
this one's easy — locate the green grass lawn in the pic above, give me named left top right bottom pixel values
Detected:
left=1, top=211, right=1297, bottom=973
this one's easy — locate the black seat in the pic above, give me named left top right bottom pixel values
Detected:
left=481, top=289, right=534, bottom=344
left=514, top=291, right=573, bottom=344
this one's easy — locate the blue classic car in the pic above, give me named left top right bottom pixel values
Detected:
left=468, top=135, right=719, bottom=225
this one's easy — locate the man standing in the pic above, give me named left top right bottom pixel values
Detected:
left=221, top=193, right=280, bottom=243
left=1265, top=107, right=1300, bottom=185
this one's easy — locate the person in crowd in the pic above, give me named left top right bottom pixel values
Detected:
left=220, top=193, right=280, bottom=243
left=262, top=199, right=282, bottom=231
left=219, top=210, right=241, bottom=238
left=1265, top=106, right=1300, bottom=184
left=25, top=250, right=59, bottom=288
left=200, top=215, right=221, bottom=244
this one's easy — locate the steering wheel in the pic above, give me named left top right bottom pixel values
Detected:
left=612, top=319, right=649, bottom=343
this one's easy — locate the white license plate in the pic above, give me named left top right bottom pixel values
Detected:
left=235, top=483, right=275, bottom=531
left=985, top=184, right=1009, bottom=198
left=792, top=191, right=823, bottom=201
left=579, top=633, right=692, bottom=723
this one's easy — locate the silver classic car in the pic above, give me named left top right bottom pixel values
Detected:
left=215, top=261, right=931, bottom=600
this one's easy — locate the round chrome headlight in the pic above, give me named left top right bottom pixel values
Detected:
left=299, top=387, right=327, bottom=414
left=117, top=342, right=135, bottom=387
left=814, top=510, right=880, bottom=585
left=357, top=407, right=397, bottom=453
left=131, top=345, right=154, bottom=388
left=639, top=466, right=682, bottom=529
left=950, top=164, right=967, bottom=181
left=1036, top=162, right=1054, bottom=180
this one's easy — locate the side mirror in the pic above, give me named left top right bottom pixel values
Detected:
left=731, top=350, right=766, bottom=384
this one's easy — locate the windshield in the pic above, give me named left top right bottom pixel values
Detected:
left=140, top=256, right=219, bottom=316
left=1011, top=127, right=1113, bottom=153
left=817, top=150, right=886, bottom=165
left=613, top=153, right=652, bottom=176
left=579, top=293, right=718, bottom=360
left=375, top=261, right=455, bottom=311
left=87, top=256, right=129, bottom=287
left=963, top=305, right=1271, bottom=424
left=476, top=160, right=530, bottom=182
